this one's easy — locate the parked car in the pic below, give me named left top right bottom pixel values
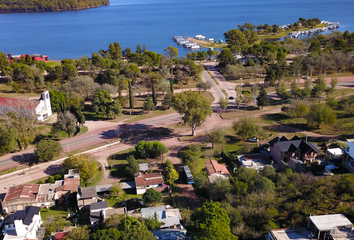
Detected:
left=248, top=137, right=259, bottom=142
left=228, top=96, right=235, bottom=100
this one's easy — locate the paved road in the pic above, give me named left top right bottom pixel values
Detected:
left=0, top=112, right=181, bottom=171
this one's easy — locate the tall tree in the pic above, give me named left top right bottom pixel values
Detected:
left=171, top=91, right=212, bottom=136
left=108, top=42, right=123, bottom=60
left=128, top=79, right=134, bottom=109
left=205, top=128, right=225, bottom=148
left=62, top=154, right=98, bottom=184
left=256, top=86, right=269, bottom=109
left=56, top=111, right=77, bottom=138
left=92, top=88, right=112, bottom=117
left=143, top=188, right=163, bottom=206
left=233, top=117, right=260, bottom=140
left=49, top=90, right=66, bottom=113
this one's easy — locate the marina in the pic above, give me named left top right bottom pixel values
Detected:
left=287, top=21, right=339, bottom=38
left=172, top=35, right=203, bottom=50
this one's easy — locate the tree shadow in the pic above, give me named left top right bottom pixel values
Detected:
left=11, top=153, right=36, bottom=164
left=43, top=164, right=62, bottom=175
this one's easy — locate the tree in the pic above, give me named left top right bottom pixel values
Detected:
left=56, top=111, right=77, bottom=138
left=289, top=100, right=311, bottom=118
left=126, top=155, right=139, bottom=177
left=189, top=201, right=237, bottom=240
left=209, top=177, right=231, bottom=200
left=233, top=117, right=260, bottom=140
left=219, top=97, right=229, bottom=109
left=143, top=96, right=155, bottom=112
left=110, top=183, right=124, bottom=197
left=224, top=29, right=248, bottom=48
left=196, top=82, right=212, bottom=92
left=264, top=67, right=276, bottom=86
left=92, top=88, right=112, bottom=117
left=205, top=128, right=225, bottom=148
left=108, top=42, right=123, bottom=60
left=70, top=76, right=97, bottom=99
left=313, top=77, right=327, bottom=95
left=254, top=177, right=275, bottom=191
left=34, top=140, right=63, bottom=162
left=128, top=79, right=134, bottom=109
left=142, top=188, right=162, bottom=206
left=171, top=91, right=212, bottom=136
left=62, top=154, right=98, bottom=184
left=218, top=48, right=236, bottom=65
left=49, top=90, right=66, bottom=113
left=276, top=79, right=291, bottom=100
left=330, top=77, right=338, bottom=90
left=63, top=226, right=90, bottom=240
left=164, top=46, right=178, bottom=59
left=256, top=86, right=269, bottom=109
left=0, top=127, right=17, bottom=155
left=117, top=216, right=155, bottom=240
left=306, top=103, right=336, bottom=128
left=164, top=160, right=179, bottom=185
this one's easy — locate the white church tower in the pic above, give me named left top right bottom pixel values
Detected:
left=36, top=90, right=52, bottom=121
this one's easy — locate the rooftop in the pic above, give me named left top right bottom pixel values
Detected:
left=3, top=206, right=40, bottom=226
left=80, top=186, right=97, bottom=199
left=270, top=228, right=313, bottom=240
left=309, top=214, right=352, bottom=231
left=152, top=229, right=187, bottom=240
left=204, top=159, right=230, bottom=176
left=4, top=184, right=39, bottom=203
left=135, top=173, right=164, bottom=187
left=0, top=97, right=38, bottom=109
left=90, top=201, right=108, bottom=211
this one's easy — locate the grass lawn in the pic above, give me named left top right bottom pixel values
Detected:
left=40, top=208, right=68, bottom=223
left=106, top=194, right=144, bottom=209
left=85, top=162, right=104, bottom=187
left=127, top=109, right=175, bottom=123
left=202, top=91, right=215, bottom=103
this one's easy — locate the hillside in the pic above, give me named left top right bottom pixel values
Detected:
left=0, top=0, right=109, bottom=12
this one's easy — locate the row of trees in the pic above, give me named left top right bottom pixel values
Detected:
left=0, top=0, right=109, bottom=12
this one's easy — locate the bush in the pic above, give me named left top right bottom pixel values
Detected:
left=142, top=188, right=162, bottom=206
left=47, top=176, right=55, bottom=183
left=54, top=174, right=62, bottom=180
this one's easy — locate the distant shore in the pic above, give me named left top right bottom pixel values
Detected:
left=0, top=3, right=109, bottom=13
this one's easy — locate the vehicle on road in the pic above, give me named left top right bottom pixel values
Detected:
left=228, top=96, right=234, bottom=100
left=247, top=137, right=259, bottom=142
left=183, top=165, right=194, bottom=184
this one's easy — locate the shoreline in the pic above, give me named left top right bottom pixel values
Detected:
left=0, top=3, right=109, bottom=13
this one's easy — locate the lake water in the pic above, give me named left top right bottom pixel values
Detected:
left=0, top=0, right=353, bottom=60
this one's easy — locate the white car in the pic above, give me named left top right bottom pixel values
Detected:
left=248, top=137, right=259, bottom=142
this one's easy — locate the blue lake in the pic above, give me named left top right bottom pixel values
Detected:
left=0, top=0, right=353, bottom=60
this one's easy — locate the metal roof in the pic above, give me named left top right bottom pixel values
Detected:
left=310, top=214, right=352, bottom=231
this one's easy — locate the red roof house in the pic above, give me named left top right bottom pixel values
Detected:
left=204, top=159, right=230, bottom=183
left=134, top=173, right=165, bottom=195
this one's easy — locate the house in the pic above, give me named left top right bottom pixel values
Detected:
left=266, top=214, right=354, bottom=240
left=7, top=53, right=48, bottom=62
left=1, top=184, right=39, bottom=214
left=141, top=206, right=183, bottom=229
left=238, top=153, right=272, bottom=171
left=54, top=177, right=80, bottom=204
left=134, top=172, right=165, bottom=195
left=36, top=181, right=63, bottom=208
left=269, top=136, right=320, bottom=172
left=2, top=206, right=42, bottom=240
left=77, top=186, right=97, bottom=209
left=342, top=139, right=354, bottom=173
left=90, top=201, right=108, bottom=225
left=204, top=159, right=230, bottom=183
left=326, top=148, right=344, bottom=160
left=54, top=232, right=68, bottom=240
left=0, top=90, right=52, bottom=122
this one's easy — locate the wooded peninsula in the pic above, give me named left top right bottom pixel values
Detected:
left=0, top=0, right=109, bottom=12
